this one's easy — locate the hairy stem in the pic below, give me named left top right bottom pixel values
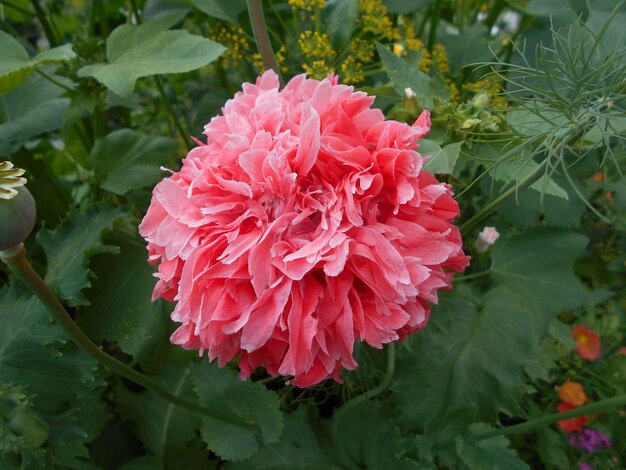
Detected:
left=471, top=393, right=626, bottom=441
left=342, top=342, right=396, bottom=410
left=0, top=244, right=254, bottom=431
left=247, top=0, right=284, bottom=86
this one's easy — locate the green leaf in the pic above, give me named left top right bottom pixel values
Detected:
left=416, top=406, right=476, bottom=467
left=456, top=424, right=530, bottom=470
left=37, top=201, right=125, bottom=306
left=421, top=140, right=463, bottom=174
left=537, top=428, right=570, bottom=470
left=392, top=288, right=538, bottom=423
left=491, top=228, right=588, bottom=317
left=0, top=32, right=75, bottom=96
left=376, top=43, right=450, bottom=107
left=191, top=363, right=283, bottom=461
left=79, top=227, right=169, bottom=365
left=116, top=362, right=202, bottom=459
left=77, top=19, right=225, bottom=98
left=383, top=0, right=435, bottom=14
left=323, top=0, right=358, bottom=49
left=331, top=402, right=414, bottom=469
left=227, top=407, right=340, bottom=469
left=192, top=0, right=247, bottom=24
left=0, top=73, right=70, bottom=155
left=88, top=129, right=179, bottom=195
left=0, top=283, right=107, bottom=466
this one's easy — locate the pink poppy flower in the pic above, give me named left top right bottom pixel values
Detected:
left=139, top=71, right=469, bottom=387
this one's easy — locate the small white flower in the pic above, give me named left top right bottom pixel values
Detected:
left=404, top=87, right=416, bottom=99
left=475, top=226, right=500, bottom=253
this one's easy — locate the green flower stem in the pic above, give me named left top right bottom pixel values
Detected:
left=0, top=243, right=255, bottom=431
left=459, top=159, right=549, bottom=236
left=471, top=393, right=626, bottom=442
left=30, top=0, right=58, bottom=46
left=247, top=0, right=284, bottom=87
left=342, top=342, right=396, bottom=411
left=154, top=76, right=193, bottom=149
left=452, top=270, right=492, bottom=282
left=427, top=0, right=442, bottom=51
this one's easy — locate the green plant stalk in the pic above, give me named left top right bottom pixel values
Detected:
left=30, top=0, right=57, bottom=46
left=471, top=393, right=626, bottom=441
left=247, top=0, right=284, bottom=86
left=452, top=270, right=492, bottom=282
left=154, top=76, right=193, bottom=149
left=427, top=0, right=442, bottom=51
left=0, top=244, right=255, bottom=431
left=342, top=342, right=395, bottom=411
left=460, top=158, right=549, bottom=236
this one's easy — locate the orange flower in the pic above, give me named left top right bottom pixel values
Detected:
left=557, top=380, right=587, bottom=406
left=557, top=402, right=588, bottom=432
left=571, top=325, right=601, bottom=361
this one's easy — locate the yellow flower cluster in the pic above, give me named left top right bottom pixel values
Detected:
left=299, top=31, right=336, bottom=61
left=303, top=60, right=334, bottom=79
left=253, top=46, right=288, bottom=73
left=288, top=0, right=325, bottom=11
left=463, top=75, right=508, bottom=109
left=432, top=44, right=450, bottom=75
left=299, top=31, right=336, bottom=79
left=210, top=22, right=251, bottom=68
left=419, top=49, right=432, bottom=73
left=358, top=0, right=397, bottom=40
left=340, top=39, right=375, bottom=84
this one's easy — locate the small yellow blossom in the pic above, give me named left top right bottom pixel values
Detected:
left=432, top=44, right=450, bottom=75
left=448, top=80, right=460, bottom=105
left=393, top=43, right=405, bottom=56
left=419, top=49, right=432, bottom=73
left=254, top=46, right=287, bottom=73
left=358, top=0, right=397, bottom=40
left=298, top=31, right=336, bottom=62
left=210, top=22, right=251, bottom=68
left=288, top=0, right=325, bottom=11
left=303, top=60, right=334, bottom=80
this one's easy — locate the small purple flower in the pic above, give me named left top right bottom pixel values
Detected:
left=569, top=428, right=613, bottom=453
left=579, top=463, right=593, bottom=470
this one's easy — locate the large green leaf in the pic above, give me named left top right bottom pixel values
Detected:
left=456, top=424, right=530, bottom=470
left=421, top=140, right=463, bottom=175
left=323, top=0, right=359, bottom=49
left=191, top=363, right=283, bottom=461
left=78, top=18, right=225, bottom=98
left=0, top=283, right=107, bottom=466
left=192, top=0, right=247, bottom=24
left=227, top=407, right=339, bottom=470
left=491, top=228, right=588, bottom=317
left=392, top=288, right=538, bottom=424
left=88, top=129, right=179, bottom=195
left=37, top=201, right=125, bottom=306
left=229, top=403, right=414, bottom=470
left=116, top=362, right=202, bottom=460
left=331, top=402, right=414, bottom=469
left=0, top=74, right=70, bottom=155
left=79, top=227, right=169, bottom=365
left=376, top=43, right=450, bottom=107
left=0, top=31, right=75, bottom=96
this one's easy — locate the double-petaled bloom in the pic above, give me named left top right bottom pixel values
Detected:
left=140, top=71, right=468, bottom=387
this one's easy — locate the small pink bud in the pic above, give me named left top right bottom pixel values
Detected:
left=475, top=226, right=499, bottom=253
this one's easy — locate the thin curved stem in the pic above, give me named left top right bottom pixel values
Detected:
left=247, top=0, right=284, bottom=86
left=470, top=393, right=626, bottom=441
left=452, top=270, right=492, bottom=282
left=342, top=342, right=396, bottom=411
left=0, top=244, right=254, bottom=431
